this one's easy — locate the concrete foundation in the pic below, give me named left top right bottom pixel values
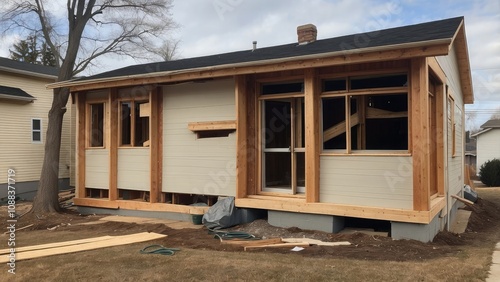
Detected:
left=391, top=198, right=462, bottom=242
left=0, top=178, right=70, bottom=201
left=268, top=210, right=345, bottom=233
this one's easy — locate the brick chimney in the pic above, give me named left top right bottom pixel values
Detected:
left=297, top=24, right=317, bottom=44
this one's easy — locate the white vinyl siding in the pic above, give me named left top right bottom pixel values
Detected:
left=320, top=156, right=413, bottom=209
left=117, top=148, right=150, bottom=191
left=85, top=149, right=109, bottom=189
left=476, top=130, right=500, bottom=170
left=162, top=78, right=236, bottom=196
left=437, top=45, right=465, bottom=197
left=0, top=71, right=72, bottom=184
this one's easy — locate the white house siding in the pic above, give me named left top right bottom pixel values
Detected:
left=0, top=71, right=71, bottom=185
left=117, top=148, right=150, bottom=191
left=162, top=78, right=236, bottom=196
left=85, top=149, right=109, bottom=189
left=320, top=156, right=413, bottom=209
left=476, top=129, right=500, bottom=170
left=437, top=46, right=465, bottom=197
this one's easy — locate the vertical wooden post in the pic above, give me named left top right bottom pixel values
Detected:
left=304, top=69, right=320, bottom=203
left=235, top=75, right=248, bottom=199
left=108, top=89, right=118, bottom=201
left=411, top=58, right=430, bottom=211
left=436, top=82, right=445, bottom=196
left=149, top=87, right=160, bottom=203
left=76, top=92, right=86, bottom=199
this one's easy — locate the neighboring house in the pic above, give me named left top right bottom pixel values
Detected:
left=50, top=17, right=473, bottom=242
left=0, top=57, right=73, bottom=200
left=472, top=119, right=500, bottom=170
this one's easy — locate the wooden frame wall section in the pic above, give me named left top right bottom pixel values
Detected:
left=108, top=89, right=118, bottom=200
left=236, top=75, right=248, bottom=198
left=235, top=75, right=258, bottom=196
left=428, top=58, right=446, bottom=197
left=411, top=57, right=430, bottom=211
left=149, top=87, right=161, bottom=203
left=76, top=92, right=86, bottom=198
left=304, top=69, right=320, bottom=202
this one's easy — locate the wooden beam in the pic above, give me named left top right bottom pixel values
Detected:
left=236, top=196, right=446, bottom=224
left=411, top=57, right=430, bottom=211
left=149, top=87, right=160, bottom=203
left=65, top=43, right=451, bottom=92
left=365, top=108, right=408, bottom=119
left=236, top=75, right=248, bottom=198
left=187, top=120, right=237, bottom=131
left=323, top=113, right=359, bottom=142
left=435, top=79, right=445, bottom=197
left=76, top=93, right=86, bottom=199
left=72, top=197, right=210, bottom=214
left=108, top=89, right=118, bottom=201
left=304, top=69, right=320, bottom=203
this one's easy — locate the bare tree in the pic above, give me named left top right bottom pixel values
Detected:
left=154, top=39, right=181, bottom=61
left=1, top=0, right=177, bottom=213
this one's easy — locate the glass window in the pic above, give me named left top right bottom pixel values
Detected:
left=89, top=104, right=104, bottom=147
left=32, top=119, right=42, bottom=143
left=262, top=82, right=303, bottom=95
left=120, top=100, right=150, bottom=147
left=350, top=74, right=407, bottom=90
left=322, top=97, right=346, bottom=150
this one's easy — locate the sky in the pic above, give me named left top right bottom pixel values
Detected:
left=1, top=0, right=499, bottom=129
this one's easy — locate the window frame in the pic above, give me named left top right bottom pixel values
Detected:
left=448, top=95, right=456, bottom=157
left=31, top=118, right=42, bottom=143
left=86, top=102, right=106, bottom=148
left=118, top=99, right=150, bottom=147
left=320, top=73, right=410, bottom=155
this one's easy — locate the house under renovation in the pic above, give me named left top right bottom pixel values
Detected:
left=50, top=17, right=473, bottom=242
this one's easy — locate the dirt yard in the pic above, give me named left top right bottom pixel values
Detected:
left=2, top=188, right=500, bottom=281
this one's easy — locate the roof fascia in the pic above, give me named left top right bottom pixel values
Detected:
left=0, top=66, right=57, bottom=80
left=49, top=38, right=452, bottom=92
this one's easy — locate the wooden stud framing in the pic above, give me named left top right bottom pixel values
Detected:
left=236, top=75, right=248, bottom=198
left=149, top=87, right=161, bottom=203
left=76, top=93, right=86, bottom=198
left=108, top=89, right=118, bottom=200
left=304, top=69, right=320, bottom=202
left=411, top=57, right=430, bottom=211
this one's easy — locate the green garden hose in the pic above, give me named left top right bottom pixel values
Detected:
left=140, top=245, right=180, bottom=256
left=208, top=229, right=260, bottom=240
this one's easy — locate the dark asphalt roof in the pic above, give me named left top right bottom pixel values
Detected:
left=79, top=16, right=463, bottom=81
left=0, top=56, right=58, bottom=77
left=0, top=85, right=36, bottom=101
left=480, top=119, right=500, bottom=128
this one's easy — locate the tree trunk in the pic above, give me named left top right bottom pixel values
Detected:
left=31, top=88, right=69, bottom=213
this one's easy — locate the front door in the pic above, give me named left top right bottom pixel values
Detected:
left=261, top=98, right=305, bottom=194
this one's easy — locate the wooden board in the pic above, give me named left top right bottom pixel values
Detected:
left=0, top=236, right=114, bottom=255
left=0, top=232, right=166, bottom=263
left=244, top=242, right=310, bottom=251
left=451, top=194, right=474, bottom=206
left=220, top=238, right=282, bottom=246
left=281, top=238, right=351, bottom=246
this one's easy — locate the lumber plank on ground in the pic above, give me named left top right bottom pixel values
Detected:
left=451, top=194, right=474, bottom=206
left=244, top=242, right=310, bottom=251
left=281, top=238, right=351, bottom=246
left=220, top=238, right=282, bottom=246
left=0, top=232, right=166, bottom=263
left=0, top=235, right=114, bottom=255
